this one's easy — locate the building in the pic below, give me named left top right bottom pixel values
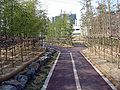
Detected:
left=52, top=13, right=77, bottom=25
left=51, top=13, right=82, bottom=42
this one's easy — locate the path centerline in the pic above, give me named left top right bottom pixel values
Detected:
left=70, top=52, right=82, bottom=90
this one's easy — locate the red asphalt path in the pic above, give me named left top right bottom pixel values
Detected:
left=46, top=53, right=77, bottom=90
left=43, top=45, right=116, bottom=90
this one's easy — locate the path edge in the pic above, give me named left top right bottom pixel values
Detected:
left=80, top=51, right=117, bottom=90
left=41, top=51, right=61, bottom=90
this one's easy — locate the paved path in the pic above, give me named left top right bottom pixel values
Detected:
left=43, top=44, right=116, bottom=90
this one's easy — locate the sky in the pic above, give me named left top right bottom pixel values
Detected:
left=40, top=0, right=98, bottom=23
left=40, top=0, right=82, bottom=20
left=40, top=0, right=117, bottom=21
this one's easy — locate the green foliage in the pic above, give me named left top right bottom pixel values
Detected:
left=47, top=13, right=73, bottom=45
left=0, top=0, right=48, bottom=38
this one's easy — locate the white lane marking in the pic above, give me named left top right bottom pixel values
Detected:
left=61, top=53, right=71, bottom=54
left=70, top=52, right=82, bottom=90
left=80, top=51, right=117, bottom=90
left=41, top=51, right=61, bottom=90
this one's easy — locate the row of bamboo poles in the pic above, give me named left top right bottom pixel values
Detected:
left=0, top=0, right=45, bottom=75
left=0, top=36, right=42, bottom=75
left=83, top=0, right=120, bottom=69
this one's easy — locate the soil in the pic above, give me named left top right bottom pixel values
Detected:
left=0, top=47, right=45, bottom=83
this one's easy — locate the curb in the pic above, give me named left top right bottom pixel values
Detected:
left=80, top=51, right=117, bottom=90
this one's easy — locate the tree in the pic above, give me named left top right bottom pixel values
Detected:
left=47, top=12, right=74, bottom=45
